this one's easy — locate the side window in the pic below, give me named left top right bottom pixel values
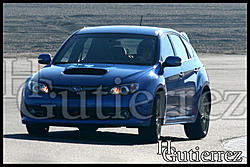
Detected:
left=161, top=34, right=174, bottom=62
left=190, top=44, right=198, bottom=57
left=169, top=34, right=188, bottom=61
left=182, top=38, right=194, bottom=58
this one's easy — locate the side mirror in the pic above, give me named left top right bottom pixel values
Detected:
left=162, top=56, right=182, bottom=68
left=38, top=53, right=51, bottom=64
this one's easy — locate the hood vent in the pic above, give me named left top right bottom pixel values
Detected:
left=64, top=68, right=107, bottom=75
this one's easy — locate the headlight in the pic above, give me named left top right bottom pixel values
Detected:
left=28, top=80, right=49, bottom=94
left=110, top=83, right=139, bottom=95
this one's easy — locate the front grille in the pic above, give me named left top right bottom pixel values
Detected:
left=51, top=86, right=110, bottom=99
left=26, top=104, right=131, bottom=120
left=53, top=107, right=128, bottom=120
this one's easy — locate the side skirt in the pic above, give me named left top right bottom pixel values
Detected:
left=163, top=115, right=196, bottom=125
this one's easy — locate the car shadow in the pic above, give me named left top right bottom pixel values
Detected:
left=4, top=130, right=193, bottom=146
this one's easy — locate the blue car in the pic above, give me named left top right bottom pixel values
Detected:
left=20, top=25, right=211, bottom=142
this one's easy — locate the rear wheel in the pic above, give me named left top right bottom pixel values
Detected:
left=26, top=124, right=49, bottom=136
left=184, top=91, right=211, bottom=139
left=138, top=93, right=164, bottom=143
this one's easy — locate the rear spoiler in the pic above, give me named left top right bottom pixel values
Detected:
left=180, top=32, right=190, bottom=42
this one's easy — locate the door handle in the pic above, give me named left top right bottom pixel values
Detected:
left=179, top=72, right=184, bottom=78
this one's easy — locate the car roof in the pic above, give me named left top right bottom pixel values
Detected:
left=76, top=25, right=180, bottom=37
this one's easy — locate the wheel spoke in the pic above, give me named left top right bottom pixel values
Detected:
left=200, top=95, right=210, bottom=133
left=156, top=98, right=161, bottom=139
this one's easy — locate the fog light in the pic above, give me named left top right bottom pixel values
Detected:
left=30, top=109, right=36, bottom=114
left=121, top=110, right=131, bottom=119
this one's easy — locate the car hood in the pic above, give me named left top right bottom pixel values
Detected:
left=31, top=63, right=154, bottom=86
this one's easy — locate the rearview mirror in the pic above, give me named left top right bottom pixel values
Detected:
left=38, top=53, right=51, bottom=64
left=162, top=56, right=182, bottom=68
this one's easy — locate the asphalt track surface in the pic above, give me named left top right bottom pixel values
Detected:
left=3, top=54, right=247, bottom=163
left=3, top=3, right=246, bottom=55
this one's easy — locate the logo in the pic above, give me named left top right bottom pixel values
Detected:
left=157, top=140, right=243, bottom=162
left=71, top=86, right=84, bottom=92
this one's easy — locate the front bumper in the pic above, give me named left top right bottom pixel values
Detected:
left=21, top=116, right=150, bottom=127
left=20, top=89, right=154, bottom=127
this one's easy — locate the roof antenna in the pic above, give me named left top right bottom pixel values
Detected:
left=139, top=16, right=143, bottom=26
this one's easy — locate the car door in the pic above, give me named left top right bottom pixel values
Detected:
left=180, top=37, right=199, bottom=116
left=168, top=34, right=197, bottom=117
left=161, top=34, right=183, bottom=118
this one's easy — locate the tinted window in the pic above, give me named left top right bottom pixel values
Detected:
left=53, top=33, right=157, bottom=66
left=182, top=38, right=194, bottom=58
left=169, top=34, right=188, bottom=61
left=161, top=34, right=174, bottom=62
left=80, top=38, right=93, bottom=60
left=190, top=44, right=198, bottom=57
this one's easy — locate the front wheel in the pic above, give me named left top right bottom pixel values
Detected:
left=26, top=124, right=49, bottom=136
left=184, top=91, right=211, bottom=139
left=138, top=93, right=164, bottom=143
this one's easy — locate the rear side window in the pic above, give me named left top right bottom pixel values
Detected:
left=169, top=34, right=188, bottom=61
left=161, top=34, right=174, bottom=62
left=190, top=44, right=198, bottom=57
left=182, top=38, right=194, bottom=58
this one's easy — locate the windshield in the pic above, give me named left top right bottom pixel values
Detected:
left=52, top=33, right=157, bottom=66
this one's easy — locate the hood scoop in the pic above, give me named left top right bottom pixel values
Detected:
left=64, top=68, right=107, bottom=75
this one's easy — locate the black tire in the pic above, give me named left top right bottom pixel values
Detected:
left=184, top=91, right=211, bottom=139
left=138, top=93, right=164, bottom=143
left=78, top=126, right=98, bottom=135
left=26, top=124, right=49, bottom=136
